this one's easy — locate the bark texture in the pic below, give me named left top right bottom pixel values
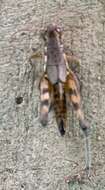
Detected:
left=0, top=0, right=105, bottom=189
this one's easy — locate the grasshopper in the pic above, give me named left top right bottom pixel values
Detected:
left=30, top=24, right=91, bottom=176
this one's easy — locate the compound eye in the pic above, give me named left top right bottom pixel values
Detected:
left=56, top=28, right=61, bottom=32
left=56, top=27, right=62, bottom=40
left=56, top=26, right=62, bottom=33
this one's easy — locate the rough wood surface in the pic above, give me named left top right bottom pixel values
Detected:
left=0, top=0, right=105, bottom=189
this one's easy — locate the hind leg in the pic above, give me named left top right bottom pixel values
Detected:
left=39, top=74, right=52, bottom=126
left=66, top=72, right=90, bottom=135
left=66, top=72, right=91, bottom=174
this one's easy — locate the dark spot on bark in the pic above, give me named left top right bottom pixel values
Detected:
left=32, top=47, right=37, bottom=52
left=21, top=32, right=26, bottom=36
left=15, top=97, right=23, bottom=104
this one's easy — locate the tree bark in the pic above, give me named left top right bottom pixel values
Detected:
left=0, top=0, right=105, bottom=189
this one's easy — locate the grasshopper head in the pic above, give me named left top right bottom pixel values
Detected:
left=41, top=24, right=62, bottom=44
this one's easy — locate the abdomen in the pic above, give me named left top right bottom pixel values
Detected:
left=53, top=83, right=67, bottom=136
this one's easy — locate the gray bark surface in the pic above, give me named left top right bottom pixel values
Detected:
left=0, top=0, right=105, bottom=189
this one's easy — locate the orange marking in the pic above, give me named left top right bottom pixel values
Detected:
left=40, top=93, right=49, bottom=101
left=71, top=95, right=80, bottom=103
left=41, top=105, right=49, bottom=113
left=68, top=79, right=77, bottom=90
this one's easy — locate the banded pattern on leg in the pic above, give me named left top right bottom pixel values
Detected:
left=65, top=72, right=90, bottom=135
left=39, top=75, right=52, bottom=126
left=65, top=72, right=91, bottom=172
